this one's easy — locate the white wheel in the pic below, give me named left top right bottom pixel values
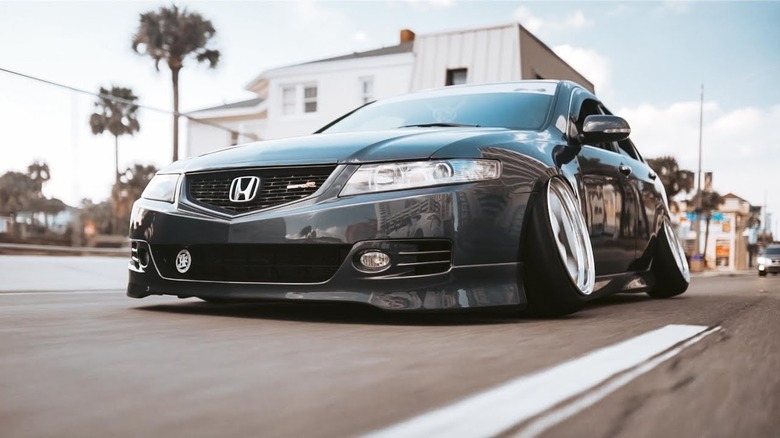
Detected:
left=648, top=218, right=690, bottom=298
left=522, top=178, right=595, bottom=317
left=547, top=178, right=596, bottom=295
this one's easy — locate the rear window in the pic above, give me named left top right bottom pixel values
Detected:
left=320, top=91, right=554, bottom=133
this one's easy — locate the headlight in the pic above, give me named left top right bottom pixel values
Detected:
left=757, top=257, right=769, bottom=265
left=340, top=159, right=501, bottom=196
left=142, top=174, right=180, bottom=203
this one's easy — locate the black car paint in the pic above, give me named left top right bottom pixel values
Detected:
left=128, top=81, right=669, bottom=310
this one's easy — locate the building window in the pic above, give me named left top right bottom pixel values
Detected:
left=446, top=68, right=468, bottom=86
left=282, top=86, right=296, bottom=115
left=360, top=77, right=374, bottom=104
left=303, top=85, right=318, bottom=113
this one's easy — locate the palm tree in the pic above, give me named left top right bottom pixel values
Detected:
left=693, top=190, right=723, bottom=268
left=113, top=164, right=158, bottom=220
left=26, top=161, right=51, bottom=196
left=89, top=86, right=141, bottom=183
left=132, top=5, right=220, bottom=163
left=646, top=155, right=694, bottom=201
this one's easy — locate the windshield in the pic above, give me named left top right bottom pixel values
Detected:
left=320, top=91, right=554, bottom=133
left=764, top=247, right=780, bottom=255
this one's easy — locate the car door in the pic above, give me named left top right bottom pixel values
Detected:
left=615, top=137, right=664, bottom=270
left=570, top=96, right=638, bottom=275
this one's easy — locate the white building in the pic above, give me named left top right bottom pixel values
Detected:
left=186, top=23, right=593, bottom=157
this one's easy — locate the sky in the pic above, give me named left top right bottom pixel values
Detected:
left=1, top=0, right=779, bottom=232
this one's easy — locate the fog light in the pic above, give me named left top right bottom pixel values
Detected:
left=358, top=250, right=391, bottom=271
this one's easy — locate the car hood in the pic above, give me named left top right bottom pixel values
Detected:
left=167, top=127, right=515, bottom=173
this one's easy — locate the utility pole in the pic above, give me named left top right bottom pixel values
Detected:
left=764, top=190, right=768, bottom=233
left=694, top=84, right=704, bottom=257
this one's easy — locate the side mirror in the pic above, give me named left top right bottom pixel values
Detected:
left=580, top=115, right=631, bottom=144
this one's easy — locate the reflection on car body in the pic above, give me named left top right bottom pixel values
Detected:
left=127, top=80, right=690, bottom=317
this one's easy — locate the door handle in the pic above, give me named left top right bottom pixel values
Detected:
left=648, top=171, right=657, bottom=180
left=619, top=164, right=632, bottom=177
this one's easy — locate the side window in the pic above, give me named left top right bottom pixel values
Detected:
left=617, top=139, right=641, bottom=161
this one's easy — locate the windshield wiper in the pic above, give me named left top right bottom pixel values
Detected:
left=399, top=123, right=480, bottom=128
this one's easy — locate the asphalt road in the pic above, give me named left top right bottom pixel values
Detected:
left=0, top=255, right=778, bottom=438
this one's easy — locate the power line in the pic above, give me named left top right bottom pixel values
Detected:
left=0, top=66, right=259, bottom=141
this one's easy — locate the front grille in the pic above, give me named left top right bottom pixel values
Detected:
left=152, top=244, right=352, bottom=283
left=186, top=166, right=337, bottom=215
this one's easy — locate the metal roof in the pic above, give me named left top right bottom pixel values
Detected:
left=188, top=97, right=264, bottom=114
left=297, top=41, right=414, bottom=65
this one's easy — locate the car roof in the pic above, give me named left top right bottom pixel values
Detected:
left=371, top=80, right=586, bottom=107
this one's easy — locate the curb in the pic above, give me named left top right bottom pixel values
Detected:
left=0, top=243, right=127, bottom=257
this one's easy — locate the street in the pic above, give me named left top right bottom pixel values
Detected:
left=0, top=255, right=778, bottom=438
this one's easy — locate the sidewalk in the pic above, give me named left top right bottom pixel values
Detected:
left=691, top=269, right=754, bottom=278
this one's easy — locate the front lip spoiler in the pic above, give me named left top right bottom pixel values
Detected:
left=127, top=262, right=524, bottom=311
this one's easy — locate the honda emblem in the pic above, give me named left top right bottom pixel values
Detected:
left=229, top=176, right=260, bottom=203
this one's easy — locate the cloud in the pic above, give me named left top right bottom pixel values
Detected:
left=657, top=0, right=690, bottom=14
left=606, top=4, right=629, bottom=18
left=552, top=44, right=611, bottom=95
left=402, top=0, right=454, bottom=10
left=513, top=6, right=593, bottom=35
left=284, top=2, right=378, bottom=58
left=618, top=101, right=780, bottom=208
left=514, top=6, right=545, bottom=34
left=564, top=10, right=591, bottom=29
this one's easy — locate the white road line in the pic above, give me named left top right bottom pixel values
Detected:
left=0, top=290, right=123, bottom=296
left=364, top=324, right=715, bottom=438
left=513, top=325, right=722, bottom=438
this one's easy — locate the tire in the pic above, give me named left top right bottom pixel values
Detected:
left=758, top=272, right=766, bottom=277
left=521, top=178, right=596, bottom=317
left=647, top=219, right=690, bottom=298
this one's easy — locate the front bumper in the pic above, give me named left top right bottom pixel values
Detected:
left=127, top=177, right=532, bottom=311
left=758, top=264, right=780, bottom=274
left=128, top=254, right=522, bottom=311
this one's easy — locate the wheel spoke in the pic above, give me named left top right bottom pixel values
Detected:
left=665, top=221, right=690, bottom=281
left=547, top=180, right=595, bottom=295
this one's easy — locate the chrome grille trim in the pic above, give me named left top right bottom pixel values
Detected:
left=397, top=250, right=452, bottom=256
left=396, top=260, right=451, bottom=267
left=185, top=165, right=337, bottom=215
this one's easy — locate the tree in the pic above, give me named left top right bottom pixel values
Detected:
left=89, top=86, right=141, bottom=184
left=692, top=190, right=723, bottom=268
left=0, top=165, right=65, bottom=237
left=80, top=198, right=114, bottom=236
left=0, top=171, right=36, bottom=218
left=111, top=164, right=158, bottom=232
left=27, top=161, right=51, bottom=195
left=132, top=5, right=220, bottom=162
left=28, top=197, right=66, bottom=230
left=646, top=156, right=694, bottom=201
